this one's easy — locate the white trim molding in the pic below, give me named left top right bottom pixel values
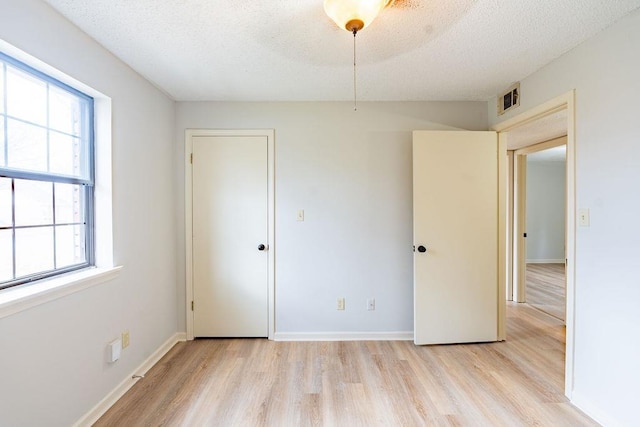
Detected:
left=0, top=266, right=122, bottom=319
left=274, top=331, right=413, bottom=342
left=73, top=332, right=186, bottom=427
left=571, top=392, right=619, bottom=427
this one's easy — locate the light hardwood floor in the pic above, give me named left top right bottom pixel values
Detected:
left=95, top=304, right=596, bottom=426
left=526, top=263, right=565, bottom=321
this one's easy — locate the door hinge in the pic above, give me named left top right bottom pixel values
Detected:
left=523, top=233, right=527, bottom=238
left=190, top=153, right=193, bottom=164
left=191, top=301, right=194, bottom=311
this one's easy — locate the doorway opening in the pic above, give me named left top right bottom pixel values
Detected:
left=494, top=91, right=576, bottom=398
left=522, top=144, right=567, bottom=321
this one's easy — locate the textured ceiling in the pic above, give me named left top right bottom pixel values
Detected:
left=42, top=0, right=640, bottom=101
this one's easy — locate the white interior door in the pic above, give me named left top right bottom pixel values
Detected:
left=192, top=135, right=268, bottom=337
left=413, top=130, right=499, bottom=345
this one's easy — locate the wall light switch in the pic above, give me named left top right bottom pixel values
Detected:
left=297, top=210, right=305, bottom=221
left=578, top=208, right=590, bottom=227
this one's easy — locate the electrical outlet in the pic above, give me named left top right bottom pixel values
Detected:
left=122, top=330, right=130, bottom=349
left=367, top=298, right=375, bottom=311
left=109, top=338, right=122, bottom=363
left=337, top=298, right=345, bottom=310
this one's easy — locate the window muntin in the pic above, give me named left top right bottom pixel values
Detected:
left=0, top=52, right=94, bottom=290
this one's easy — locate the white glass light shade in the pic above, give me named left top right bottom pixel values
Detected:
left=324, top=0, right=390, bottom=32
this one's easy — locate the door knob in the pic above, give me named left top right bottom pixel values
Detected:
left=417, top=245, right=427, bottom=253
left=258, top=244, right=268, bottom=251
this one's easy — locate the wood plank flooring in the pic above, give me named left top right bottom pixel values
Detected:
left=95, top=304, right=597, bottom=426
left=526, top=263, right=566, bottom=321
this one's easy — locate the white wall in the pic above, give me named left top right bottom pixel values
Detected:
left=176, top=102, right=487, bottom=335
left=526, top=161, right=566, bottom=262
left=490, top=9, right=640, bottom=426
left=0, top=1, right=177, bottom=426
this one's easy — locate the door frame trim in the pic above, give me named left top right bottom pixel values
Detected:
left=513, top=153, right=528, bottom=303
left=493, top=90, right=576, bottom=399
left=184, top=129, right=276, bottom=340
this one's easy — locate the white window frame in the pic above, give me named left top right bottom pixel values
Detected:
left=0, top=51, right=95, bottom=288
left=0, top=41, right=119, bottom=318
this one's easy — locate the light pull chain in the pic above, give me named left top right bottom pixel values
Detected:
left=353, top=29, right=358, bottom=111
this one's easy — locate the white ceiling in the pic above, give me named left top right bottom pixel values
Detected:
left=43, top=0, right=640, bottom=102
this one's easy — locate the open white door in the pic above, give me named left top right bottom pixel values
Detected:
left=413, top=130, right=500, bottom=345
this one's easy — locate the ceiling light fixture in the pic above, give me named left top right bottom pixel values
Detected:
left=324, top=0, right=393, bottom=110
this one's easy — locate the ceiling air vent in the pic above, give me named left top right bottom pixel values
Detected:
left=498, top=82, right=520, bottom=115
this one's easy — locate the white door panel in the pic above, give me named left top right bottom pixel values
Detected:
left=192, top=135, right=268, bottom=337
left=413, top=131, right=498, bottom=345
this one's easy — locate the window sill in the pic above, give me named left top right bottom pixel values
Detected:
left=0, top=266, right=122, bottom=319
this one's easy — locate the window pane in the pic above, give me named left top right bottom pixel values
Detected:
left=49, top=132, right=85, bottom=177
left=55, top=224, right=86, bottom=268
left=14, top=179, right=53, bottom=227
left=7, top=118, right=47, bottom=172
left=0, top=230, right=12, bottom=282
left=54, top=183, right=84, bottom=224
left=49, top=85, right=81, bottom=136
left=15, top=226, right=54, bottom=277
left=0, top=178, right=11, bottom=227
left=0, top=116, right=5, bottom=167
left=6, top=66, right=47, bottom=125
left=0, top=64, right=4, bottom=114
left=0, top=53, right=93, bottom=288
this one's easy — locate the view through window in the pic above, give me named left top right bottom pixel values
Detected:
left=0, top=52, right=94, bottom=290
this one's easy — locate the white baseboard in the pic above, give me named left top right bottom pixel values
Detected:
left=73, top=332, right=186, bottom=427
left=571, top=391, right=620, bottom=427
left=273, top=331, right=413, bottom=341
left=526, top=259, right=565, bottom=264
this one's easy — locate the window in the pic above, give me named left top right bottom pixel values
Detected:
left=0, top=52, right=94, bottom=290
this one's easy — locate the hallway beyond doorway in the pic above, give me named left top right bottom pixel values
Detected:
left=526, top=263, right=566, bottom=321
